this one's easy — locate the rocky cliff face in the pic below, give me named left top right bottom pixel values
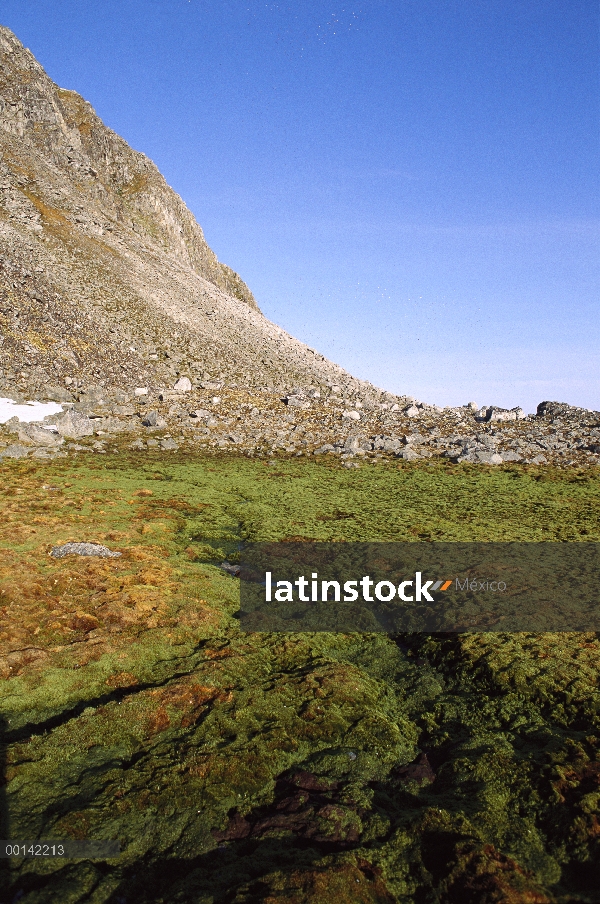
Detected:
left=0, top=24, right=373, bottom=400
left=0, top=24, right=256, bottom=307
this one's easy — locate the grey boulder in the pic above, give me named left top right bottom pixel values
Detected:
left=43, top=385, right=73, bottom=403
left=18, top=424, right=64, bottom=447
left=478, top=406, right=526, bottom=423
left=400, top=447, right=420, bottom=461
left=55, top=409, right=94, bottom=438
left=51, top=542, right=122, bottom=558
left=474, top=451, right=503, bottom=464
left=0, top=444, right=29, bottom=458
left=142, top=410, right=168, bottom=428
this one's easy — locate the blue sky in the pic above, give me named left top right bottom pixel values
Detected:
left=3, top=1, right=598, bottom=411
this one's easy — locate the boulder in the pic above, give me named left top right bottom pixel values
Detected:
left=344, top=435, right=362, bottom=453
left=142, top=410, right=167, bottom=429
left=284, top=395, right=310, bottom=409
left=372, top=435, right=402, bottom=453
left=478, top=406, right=526, bottom=423
left=55, top=410, right=94, bottom=438
left=18, top=424, right=64, bottom=447
left=51, top=542, right=121, bottom=558
left=42, top=385, right=73, bottom=403
left=536, top=401, right=597, bottom=420
left=474, top=451, right=503, bottom=465
left=501, top=451, right=523, bottom=462
left=400, top=447, right=420, bottom=461
left=313, top=444, right=335, bottom=455
left=0, top=444, right=29, bottom=458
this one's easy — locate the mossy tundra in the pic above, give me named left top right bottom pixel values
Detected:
left=1, top=454, right=599, bottom=903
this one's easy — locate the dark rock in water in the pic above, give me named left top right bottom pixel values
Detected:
left=51, top=542, right=122, bottom=558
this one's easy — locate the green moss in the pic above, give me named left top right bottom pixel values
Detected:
left=1, top=455, right=599, bottom=902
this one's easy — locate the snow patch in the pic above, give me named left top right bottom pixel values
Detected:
left=0, top=397, right=64, bottom=424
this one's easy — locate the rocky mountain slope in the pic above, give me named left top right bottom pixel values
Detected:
left=0, top=24, right=375, bottom=397
left=0, top=23, right=598, bottom=469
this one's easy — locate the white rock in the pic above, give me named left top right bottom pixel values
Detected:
left=134, top=387, right=148, bottom=396
left=405, top=405, right=420, bottom=417
left=173, top=377, right=192, bottom=392
left=474, top=451, right=503, bottom=465
left=342, top=410, right=361, bottom=421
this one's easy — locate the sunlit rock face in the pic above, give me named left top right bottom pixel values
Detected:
left=0, top=24, right=367, bottom=401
